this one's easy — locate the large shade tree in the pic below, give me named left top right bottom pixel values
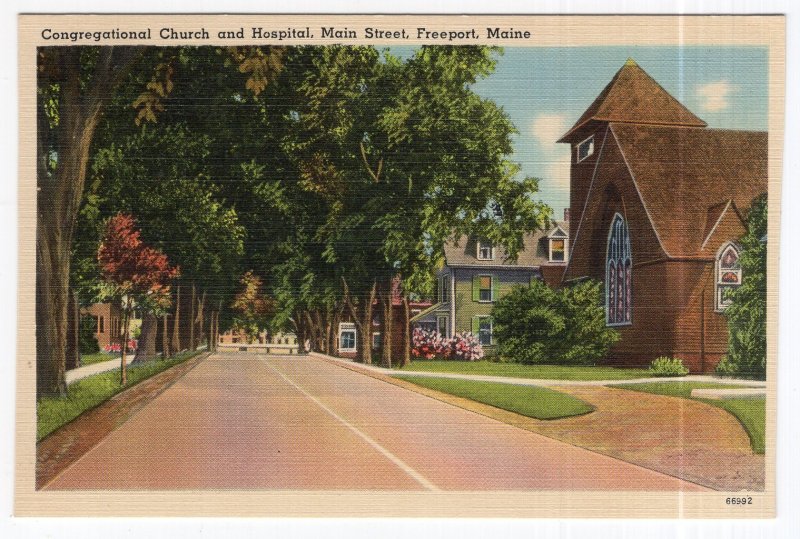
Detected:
left=36, top=45, right=284, bottom=397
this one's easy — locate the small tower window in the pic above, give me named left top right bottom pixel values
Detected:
left=577, top=135, right=594, bottom=163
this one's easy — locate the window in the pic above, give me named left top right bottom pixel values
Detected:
left=577, top=135, right=594, bottom=163
left=606, top=213, right=632, bottom=326
left=549, top=238, right=566, bottom=262
left=479, top=275, right=493, bottom=302
left=477, top=240, right=494, bottom=260
left=477, top=317, right=493, bottom=346
left=439, top=274, right=450, bottom=303
left=716, top=243, right=742, bottom=311
left=372, top=332, right=382, bottom=350
left=338, top=323, right=357, bottom=352
left=437, top=315, right=448, bottom=337
left=99, top=316, right=104, bottom=334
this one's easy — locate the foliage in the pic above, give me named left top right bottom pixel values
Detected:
left=611, top=381, right=765, bottom=454
left=395, top=376, right=594, bottom=420
left=721, top=193, right=768, bottom=380
left=397, top=361, right=651, bottom=381
left=411, top=328, right=484, bottom=361
left=648, top=356, right=690, bottom=377
left=231, top=270, right=275, bottom=342
left=97, top=213, right=179, bottom=312
left=78, top=316, right=100, bottom=354
left=492, top=280, right=619, bottom=365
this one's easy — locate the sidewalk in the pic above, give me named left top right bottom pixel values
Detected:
left=309, top=352, right=766, bottom=388
left=66, top=355, right=134, bottom=384
left=67, top=346, right=209, bottom=384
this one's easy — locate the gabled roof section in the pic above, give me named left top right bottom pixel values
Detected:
left=547, top=222, right=569, bottom=239
left=611, top=123, right=766, bottom=256
left=558, top=59, right=707, bottom=143
left=444, top=231, right=547, bottom=268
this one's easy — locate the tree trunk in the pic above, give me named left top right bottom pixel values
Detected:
left=65, top=289, right=80, bottom=370
left=380, top=278, right=393, bottom=368
left=196, top=290, right=206, bottom=348
left=35, top=47, right=143, bottom=399
left=189, top=282, right=196, bottom=351
left=162, top=314, right=171, bottom=358
left=294, top=310, right=306, bottom=354
left=120, top=298, right=131, bottom=386
left=360, top=282, right=377, bottom=364
left=133, top=312, right=158, bottom=362
left=170, top=284, right=181, bottom=354
left=401, top=295, right=412, bottom=367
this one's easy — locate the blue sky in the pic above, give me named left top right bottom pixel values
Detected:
left=391, top=46, right=769, bottom=215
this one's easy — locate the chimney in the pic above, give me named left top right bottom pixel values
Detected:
left=564, top=208, right=570, bottom=221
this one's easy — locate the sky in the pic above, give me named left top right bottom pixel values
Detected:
left=392, top=46, right=769, bottom=216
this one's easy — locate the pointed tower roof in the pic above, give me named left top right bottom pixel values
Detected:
left=558, top=59, right=707, bottom=143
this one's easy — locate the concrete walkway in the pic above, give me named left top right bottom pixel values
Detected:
left=311, top=353, right=767, bottom=388
left=65, top=355, right=133, bottom=384
left=67, top=346, right=209, bottom=384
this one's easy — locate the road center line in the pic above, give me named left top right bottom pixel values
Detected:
left=264, top=360, right=440, bottom=492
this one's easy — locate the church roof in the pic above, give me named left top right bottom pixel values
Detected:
left=610, top=123, right=767, bottom=256
left=558, top=59, right=707, bottom=143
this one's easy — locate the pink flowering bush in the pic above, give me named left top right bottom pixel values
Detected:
left=411, top=328, right=484, bottom=361
left=102, top=339, right=137, bottom=354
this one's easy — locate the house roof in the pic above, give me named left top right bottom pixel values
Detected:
left=558, top=59, right=707, bottom=143
left=610, top=122, right=767, bottom=256
left=444, top=221, right=569, bottom=267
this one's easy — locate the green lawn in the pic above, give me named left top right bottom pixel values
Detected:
left=396, top=360, right=651, bottom=381
left=37, top=350, right=201, bottom=441
left=78, top=352, right=121, bottom=367
left=610, top=381, right=766, bottom=454
left=395, top=376, right=594, bottom=420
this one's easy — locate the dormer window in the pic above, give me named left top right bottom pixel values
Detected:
left=576, top=135, right=594, bottom=163
left=549, top=239, right=566, bottom=262
left=477, top=240, right=494, bottom=260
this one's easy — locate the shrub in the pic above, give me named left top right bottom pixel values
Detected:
left=648, top=356, right=689, bottom=377
left=492, top=279, right=618, bottom=365
left=411, top=328, right=484, bottom=361
left=722, top=194, right=767, bottom=380
left=78, top=316, right=100, bottom=354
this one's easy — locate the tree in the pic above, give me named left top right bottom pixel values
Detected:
left=492, top=279, right=618, bottom=365
left=718, top=194, right=767, bottom=379
left=97, top=214, right=178, bottom=385
left=37, top=45, right=284, bottom=397
left=231, top=271, right=275, bottom=343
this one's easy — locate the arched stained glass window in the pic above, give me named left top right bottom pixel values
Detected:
left=716, top=243, right=741, bottom=311
left=606, top=213, right=632, bottom=325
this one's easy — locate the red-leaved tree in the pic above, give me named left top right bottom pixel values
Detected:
left=98, top=213, right=179, bottom=385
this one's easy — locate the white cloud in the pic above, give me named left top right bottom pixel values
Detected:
left=531, top=114, right=568, bottom=146
left=696, top=80, right=736, bottom=112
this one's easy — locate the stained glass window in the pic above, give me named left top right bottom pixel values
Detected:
left=716, top=243, right=741, bottom=310
left=606, top=214, right=632, bottom=325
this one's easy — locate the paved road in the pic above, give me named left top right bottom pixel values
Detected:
left=46, top=352, right=706, bottom=491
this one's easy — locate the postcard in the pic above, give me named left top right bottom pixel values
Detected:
left=15, top=13, right=783, bottom=518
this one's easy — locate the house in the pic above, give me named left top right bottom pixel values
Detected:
left=559, top=59, right=767, bottom=372
left=81, top=302, right=123, bottom=351
left=411, top=217, right=569, bottom=354
left=337, top=278, right=432, bottom=359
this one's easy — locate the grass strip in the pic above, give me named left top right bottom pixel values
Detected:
left=610, top=381, right=765, bottom=454
left=37, top=351, right=201, bottom=441
left=396, top=360, right=650, bottom=381
left=395, top=375, right=594, bottom=420
left=78, top=352, right=121, bottom=366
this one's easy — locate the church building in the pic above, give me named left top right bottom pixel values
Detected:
left=559, top=59, right=767, bottom=372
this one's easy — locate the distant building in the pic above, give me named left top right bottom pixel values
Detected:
left=559, top=59, right=767, bottom=372
left=80, top=302, right=122, bottom=350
